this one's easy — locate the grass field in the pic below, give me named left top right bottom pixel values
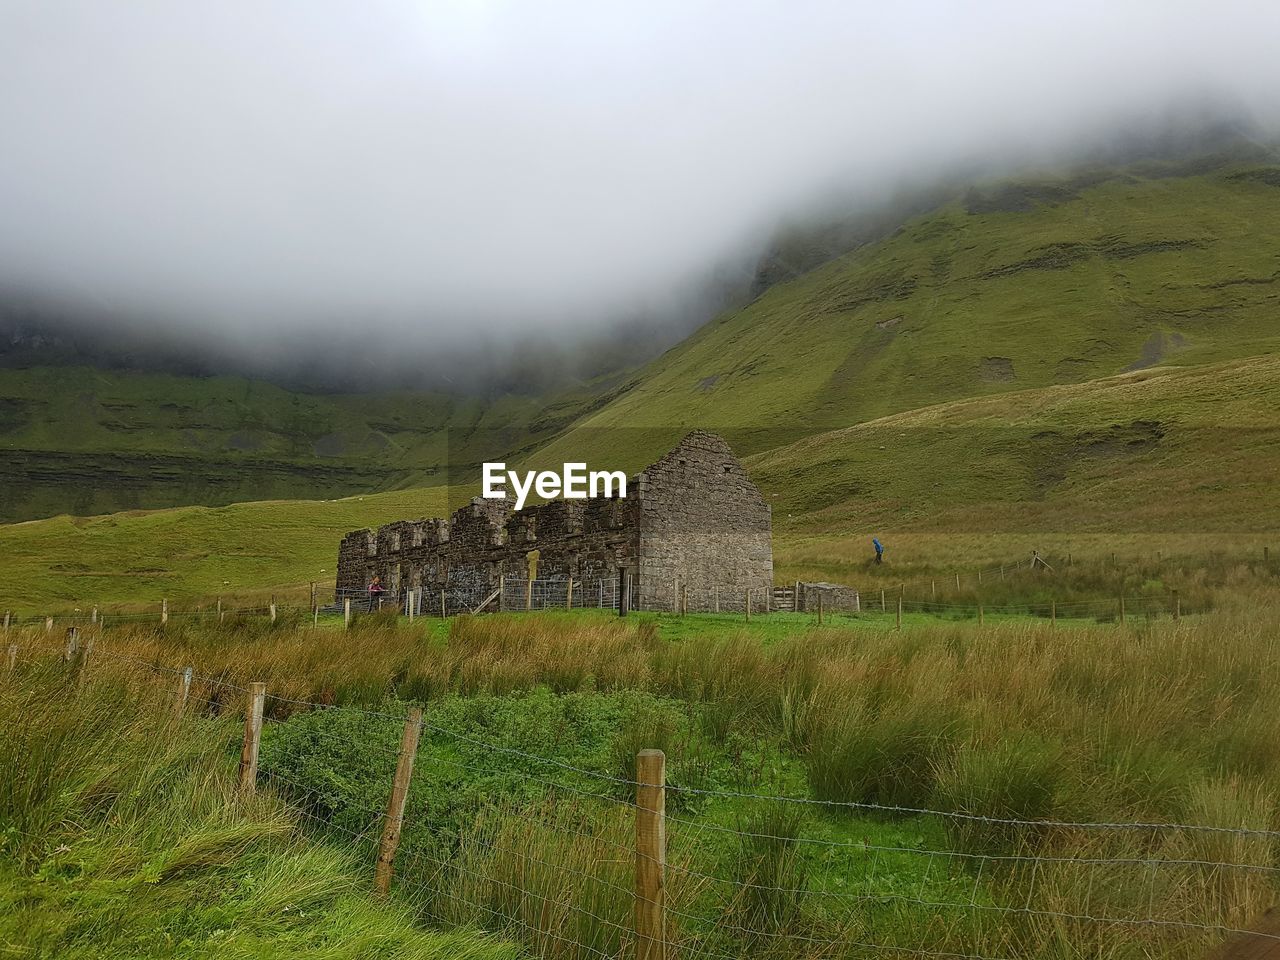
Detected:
left=8, top=566, right=1280, bottom=959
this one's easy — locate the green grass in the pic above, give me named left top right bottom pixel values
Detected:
left=0, top=484, right=455, bottom=609
left=0, top=660, right=516, bottom=960
left=28, top=584, right=1280, bottom=958
left=751, top=352, right=1280, bottom=534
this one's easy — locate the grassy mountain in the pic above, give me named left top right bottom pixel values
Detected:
left=0, top=365, right=617, bottom=522
left=5, top=158, right=1277, bottom=523
left=750, top=352, right=1280, bottom=534
left=530, top=161, right=1280, bottom=471
left=3, top=157, right=1279, bottom=604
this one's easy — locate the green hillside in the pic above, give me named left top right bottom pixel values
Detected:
left=750, top=352, right=1280, bottom=534
left=4, top=353, right=1277, bottom=610
left=531, top=163, right=1280, bottom=472
left=0, top=366, right=613, bottom=521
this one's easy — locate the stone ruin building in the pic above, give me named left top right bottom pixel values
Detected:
left=335, top=431, right=776, bottom=614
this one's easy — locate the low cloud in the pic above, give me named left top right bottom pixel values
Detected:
left=1, top=0, right=1277, bottom=368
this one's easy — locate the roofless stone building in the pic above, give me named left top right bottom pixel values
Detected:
left=334, top=430, right=774, bottom=613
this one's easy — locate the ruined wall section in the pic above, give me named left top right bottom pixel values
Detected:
left=796, top=581, right=861, bottom=614
left=337, top=493, right=640, bottom=613
left=634, top=430, right=773, bottom=612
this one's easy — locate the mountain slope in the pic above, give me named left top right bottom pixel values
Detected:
left=749, top=352, right=1280, bottom=534
left=531, top=163, right=1280, bottom=472
left=0, top=366, right=617, bottom=521
left=3, top=352, right=1276, bottom=609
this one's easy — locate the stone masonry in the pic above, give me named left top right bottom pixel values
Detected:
left=335, top=431, right=774, bottom=613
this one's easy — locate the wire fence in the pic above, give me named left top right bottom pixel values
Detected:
left=0, top=551, right=1208, bottom=630
left=10, top=641, right=1280, bottom=960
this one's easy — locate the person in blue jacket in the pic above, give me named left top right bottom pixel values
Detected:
left=873, top=538, right=884, bottom=564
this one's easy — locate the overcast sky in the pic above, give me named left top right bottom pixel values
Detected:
left=1, top=0, right=1278, bottom=354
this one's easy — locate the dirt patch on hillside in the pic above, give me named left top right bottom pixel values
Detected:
left=979, top=357, right=1016, bottom=382
left=227, top=431, right=263, bottom=452
left=1124, top=331, right=1186, bottom=371
left=1030, top=420, right=1165, bottom=491
left=696, top=375, right=720, bottom=392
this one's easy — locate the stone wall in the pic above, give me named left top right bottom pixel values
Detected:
left=796, top=581, right=861, bottom=614
left=335, top=431, right=772, bottom=613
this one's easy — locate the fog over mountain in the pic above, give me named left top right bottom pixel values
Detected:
left=1, top=1, right=1278, bottom=389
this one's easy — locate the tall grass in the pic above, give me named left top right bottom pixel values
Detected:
left=11, top=577, right=1280, bottom=957
left=0, top=659, right=515, bottom=959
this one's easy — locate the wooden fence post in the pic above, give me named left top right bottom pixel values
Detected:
left=269, top=602, right=277, bottom=624
left=374, top=707, right=423, bottom=896
left=566, top=577, right=574, bottom=610
left=239, top=682, right=267, bottom=794
left=45, top=617, right=53, bottom=633
left=161, top=599, right=168, bottom=627
left=310, top=581, right=317, bottom=611
left=744, top=589, right=751, bottom=623
left=78, top=634, right=94, bottom=683
left=344, top=598, right=352, bottom=628
left=217, top=598, right=224, bottom=623
left=955, top=573, right=960, bottom=591
left=91, top=606, right=98, bottom=625
left=1172, top=589, right=1180, bottom=621
left=175, top=666, right=193, bottom=717
left=1119, top=596, right=1126, bottom=625
left=2, top=611, right=9, bottom=631
left=931, top=580, right=936, bottom=598
left=64, top=626, right=79, bottom=662
left=1050, top=601, right=1056, bottom=627
left=880, top=588, right=886, bottom=612
left=816, top=592, right=824, bottom=626
left=635, top=749, right=667, bottom=960
left=896, top=596, right=902, bottom=630
left=6, top=644, right=16, bottom=671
